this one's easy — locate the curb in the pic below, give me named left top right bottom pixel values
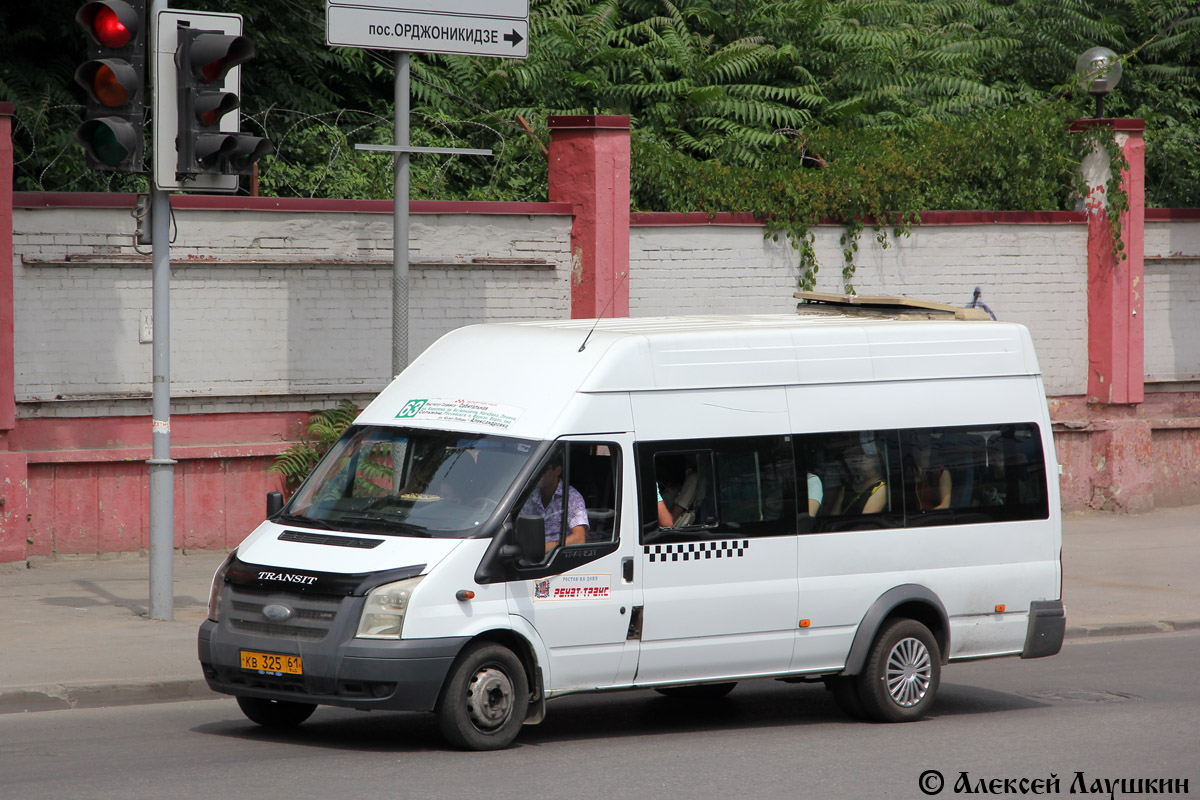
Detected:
left=1065, top=618, right=1200, bottom=639
left=0, top=678, right=219, bottom=715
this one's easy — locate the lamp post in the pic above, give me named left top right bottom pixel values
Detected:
left=1076, top=46, right=1122, bottom=119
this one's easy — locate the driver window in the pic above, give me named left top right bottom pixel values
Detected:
left=514, top=442, right=620, bottom=562
left=568, top=442, right=620, bottom=545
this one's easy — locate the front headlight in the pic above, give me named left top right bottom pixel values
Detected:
left=356, top=576, right=424, bottom=639
left=207, top=552, right=236, bottom=622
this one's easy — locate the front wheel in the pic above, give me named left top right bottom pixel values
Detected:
left=236, top=696, right=316, bottom=728
left=855, top=618, right=941, bottom=722
left=437, top=642, right=530, bottom=751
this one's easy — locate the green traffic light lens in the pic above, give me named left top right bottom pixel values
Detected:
left=89, top=124, right=131, bottom=166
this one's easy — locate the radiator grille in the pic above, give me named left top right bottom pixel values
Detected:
left=226, top=586, right=342, bottom=642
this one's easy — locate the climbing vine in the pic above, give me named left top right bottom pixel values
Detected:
left=1073, top=122, right=1132, bottom=261
left=631, top=100, right=1120, bottom=292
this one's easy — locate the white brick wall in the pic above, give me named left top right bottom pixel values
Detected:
left=1144, top=220, right=1200, bottom=383
left=630, top=222, right=1090, bottom=396
left=13, top=207, right=572, bottom=411
left=13, top=206, right=1195, bottom=414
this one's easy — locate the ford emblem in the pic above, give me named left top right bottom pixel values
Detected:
left=262, top=603, right=294, bottom=622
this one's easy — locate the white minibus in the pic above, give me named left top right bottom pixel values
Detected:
left=199, top=300, right=1065, bottom=750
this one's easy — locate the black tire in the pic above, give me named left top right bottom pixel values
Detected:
left=235, top=695, right=317, bottom=728
left=855, top=618, right=941, bottom=722
left=654, top=682, right=737, bottom=700
left=823, top=676, right=867, bottom=719
left=437, top=642, right=529, bottom=751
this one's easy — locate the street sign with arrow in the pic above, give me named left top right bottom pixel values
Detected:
left=326, top=0, right=529, bottom=59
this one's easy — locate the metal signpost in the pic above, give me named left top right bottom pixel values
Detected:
left=325, top=0, right=529, bottom=376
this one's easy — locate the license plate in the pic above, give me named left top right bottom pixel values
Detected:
left=240, top=650, right=303, bottom=676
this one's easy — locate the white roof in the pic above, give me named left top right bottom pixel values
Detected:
left=357, top=314, right=1040, bottom=438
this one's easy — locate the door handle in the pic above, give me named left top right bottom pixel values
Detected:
left=622, top=556, right=634, bottom=583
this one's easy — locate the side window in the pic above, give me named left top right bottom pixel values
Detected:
left=899, top=423, right=1048, bottom=525
left=513, top=441, right=621, bottom=564
left=653, top=450, right=715, bottom=528
left=801, top=430, right=902, bottom=532
left=566, top=442, right=621, bottom=544
left=638, top=436, right=796, bottom=542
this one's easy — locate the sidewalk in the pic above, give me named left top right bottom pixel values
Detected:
left=2, top=506, right=1198, bottom=714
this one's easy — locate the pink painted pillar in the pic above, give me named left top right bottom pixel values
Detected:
left=1, top=102, right=14, bottom=434
left=1073, top=118, right=1145, bottom=406
left=0, top=100, right=27, bottom=563
left=1071, top=118, right=1152, bottom=512
left=547, top=115, right=631, bottom=319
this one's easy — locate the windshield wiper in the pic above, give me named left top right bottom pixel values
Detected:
left=332, top=513, right=434, bottom=537
left=273, top=512, right=336, bottom=530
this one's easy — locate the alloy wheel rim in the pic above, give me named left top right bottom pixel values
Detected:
left=885, top=636, right=932, bottom=707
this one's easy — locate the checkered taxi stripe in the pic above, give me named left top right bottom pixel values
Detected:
left=644, top=540, right=750, bottom=562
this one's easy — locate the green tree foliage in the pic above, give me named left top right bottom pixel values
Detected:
left=2, top=0, right=1197, bottom=210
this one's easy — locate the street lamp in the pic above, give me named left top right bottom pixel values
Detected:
left=1076, top=46, right=1122, bottom=119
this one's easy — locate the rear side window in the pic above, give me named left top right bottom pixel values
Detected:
left=897, top=424, right=1049, bottom=525
left=799, top=423, right=1049, bottom=532
left=800, top=431, right=901, bottom=532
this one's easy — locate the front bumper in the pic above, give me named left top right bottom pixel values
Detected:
left=199, top=618, right=468, bottom=712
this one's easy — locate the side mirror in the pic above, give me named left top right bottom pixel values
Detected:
left=266, top=491, right=284, bottom=519
left=514, top=513, right=546, bottom=563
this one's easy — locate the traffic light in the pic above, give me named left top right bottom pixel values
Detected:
left=74, top=0, right=147, bottom=171
left=174, top=26, right=273, bottom=178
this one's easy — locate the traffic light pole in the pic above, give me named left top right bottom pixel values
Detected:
left=148, top=0, right=174, bottom=621
left=148, top=184, right=175, bottom=620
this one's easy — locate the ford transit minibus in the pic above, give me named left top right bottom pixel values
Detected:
left=199, top=301, right=1065, bottom=749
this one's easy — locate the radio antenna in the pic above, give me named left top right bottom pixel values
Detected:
left=578, top=269, right=629, bottom=352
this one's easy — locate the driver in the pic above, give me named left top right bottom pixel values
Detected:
left=522, top=453, right=589, bottom=552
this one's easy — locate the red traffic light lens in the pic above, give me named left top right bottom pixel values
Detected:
left=93, top=6, right=131, bottom=48
left=201, top=59, right=225, bottom=83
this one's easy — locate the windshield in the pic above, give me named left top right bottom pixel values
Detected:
left=284, top=426, right=538, bottom=538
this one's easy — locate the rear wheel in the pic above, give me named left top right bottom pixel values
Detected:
left=437, top=642, right=529, bottom=751
left=855, top=618, right=941, bottom=722
left=654, top=682, right=737, bottom=700
left=235, top=696, right=316, bottom=728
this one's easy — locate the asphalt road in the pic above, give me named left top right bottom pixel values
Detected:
left=3, top=631, right=1197, bottom=800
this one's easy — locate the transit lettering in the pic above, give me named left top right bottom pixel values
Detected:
left=256, top=571, right=318, bottom=585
